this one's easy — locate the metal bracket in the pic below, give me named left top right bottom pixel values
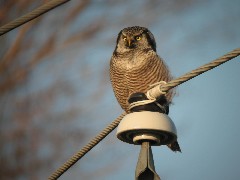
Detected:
left=135, top=142, right=161, bottom=180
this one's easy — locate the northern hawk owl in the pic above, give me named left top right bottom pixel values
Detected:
left=110, top=26, right=181, bottom=152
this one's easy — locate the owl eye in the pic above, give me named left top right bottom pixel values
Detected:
left=136, top=36, right=141, bottom=41
left=123, top=37, right=127, bottom=41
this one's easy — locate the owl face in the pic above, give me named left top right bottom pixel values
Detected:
left=114, top=26, right=157, bottom=54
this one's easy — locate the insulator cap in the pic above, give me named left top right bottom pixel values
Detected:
left=116, top=111, right=177, bottom=146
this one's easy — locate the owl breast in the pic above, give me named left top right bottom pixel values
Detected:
left=110, top=49, right=173, bottom=112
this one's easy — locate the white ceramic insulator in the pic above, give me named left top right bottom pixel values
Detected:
left=116, top=111, right=177, bottom=146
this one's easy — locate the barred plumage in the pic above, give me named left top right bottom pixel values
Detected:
left=110, top=50, right=173, bottom=111
left=110, top=26, right=180, bottom=152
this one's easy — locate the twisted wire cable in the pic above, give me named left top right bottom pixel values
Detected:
left=148, top=48, right=240, bottom=99
left=49, top=48, right=240, bottom=179
left=48, top=112, right=126, bottom=180
left=0, top=0, right=70, bottom=36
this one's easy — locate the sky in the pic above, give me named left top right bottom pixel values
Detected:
left=1, top=0, right=240, bottom=179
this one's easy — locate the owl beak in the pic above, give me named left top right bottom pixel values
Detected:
left=126, top=37, right=134, bottom=47
left=127, top=39, right=132, bottom=47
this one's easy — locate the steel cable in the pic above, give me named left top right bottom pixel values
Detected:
left=48, top=112, right=127, bottom=180
left=148, top=48, right=240, bottom=98
left=0, top=0, right=70, bottom=36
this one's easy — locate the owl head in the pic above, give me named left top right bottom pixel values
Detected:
left=114, top=26, right=156, bottom=54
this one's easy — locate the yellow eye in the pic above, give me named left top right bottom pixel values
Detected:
left=136, top=36, right=141, bottom=40
left=123, top=37, right=127, bottom=41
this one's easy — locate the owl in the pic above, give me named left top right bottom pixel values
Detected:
left=110, top=26, right=181, bottom=152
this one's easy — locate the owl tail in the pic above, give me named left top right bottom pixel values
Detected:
left=167, top=141, right=181, bottom=152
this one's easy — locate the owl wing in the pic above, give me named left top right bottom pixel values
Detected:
left=110, top=55, right=130, bottom=111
